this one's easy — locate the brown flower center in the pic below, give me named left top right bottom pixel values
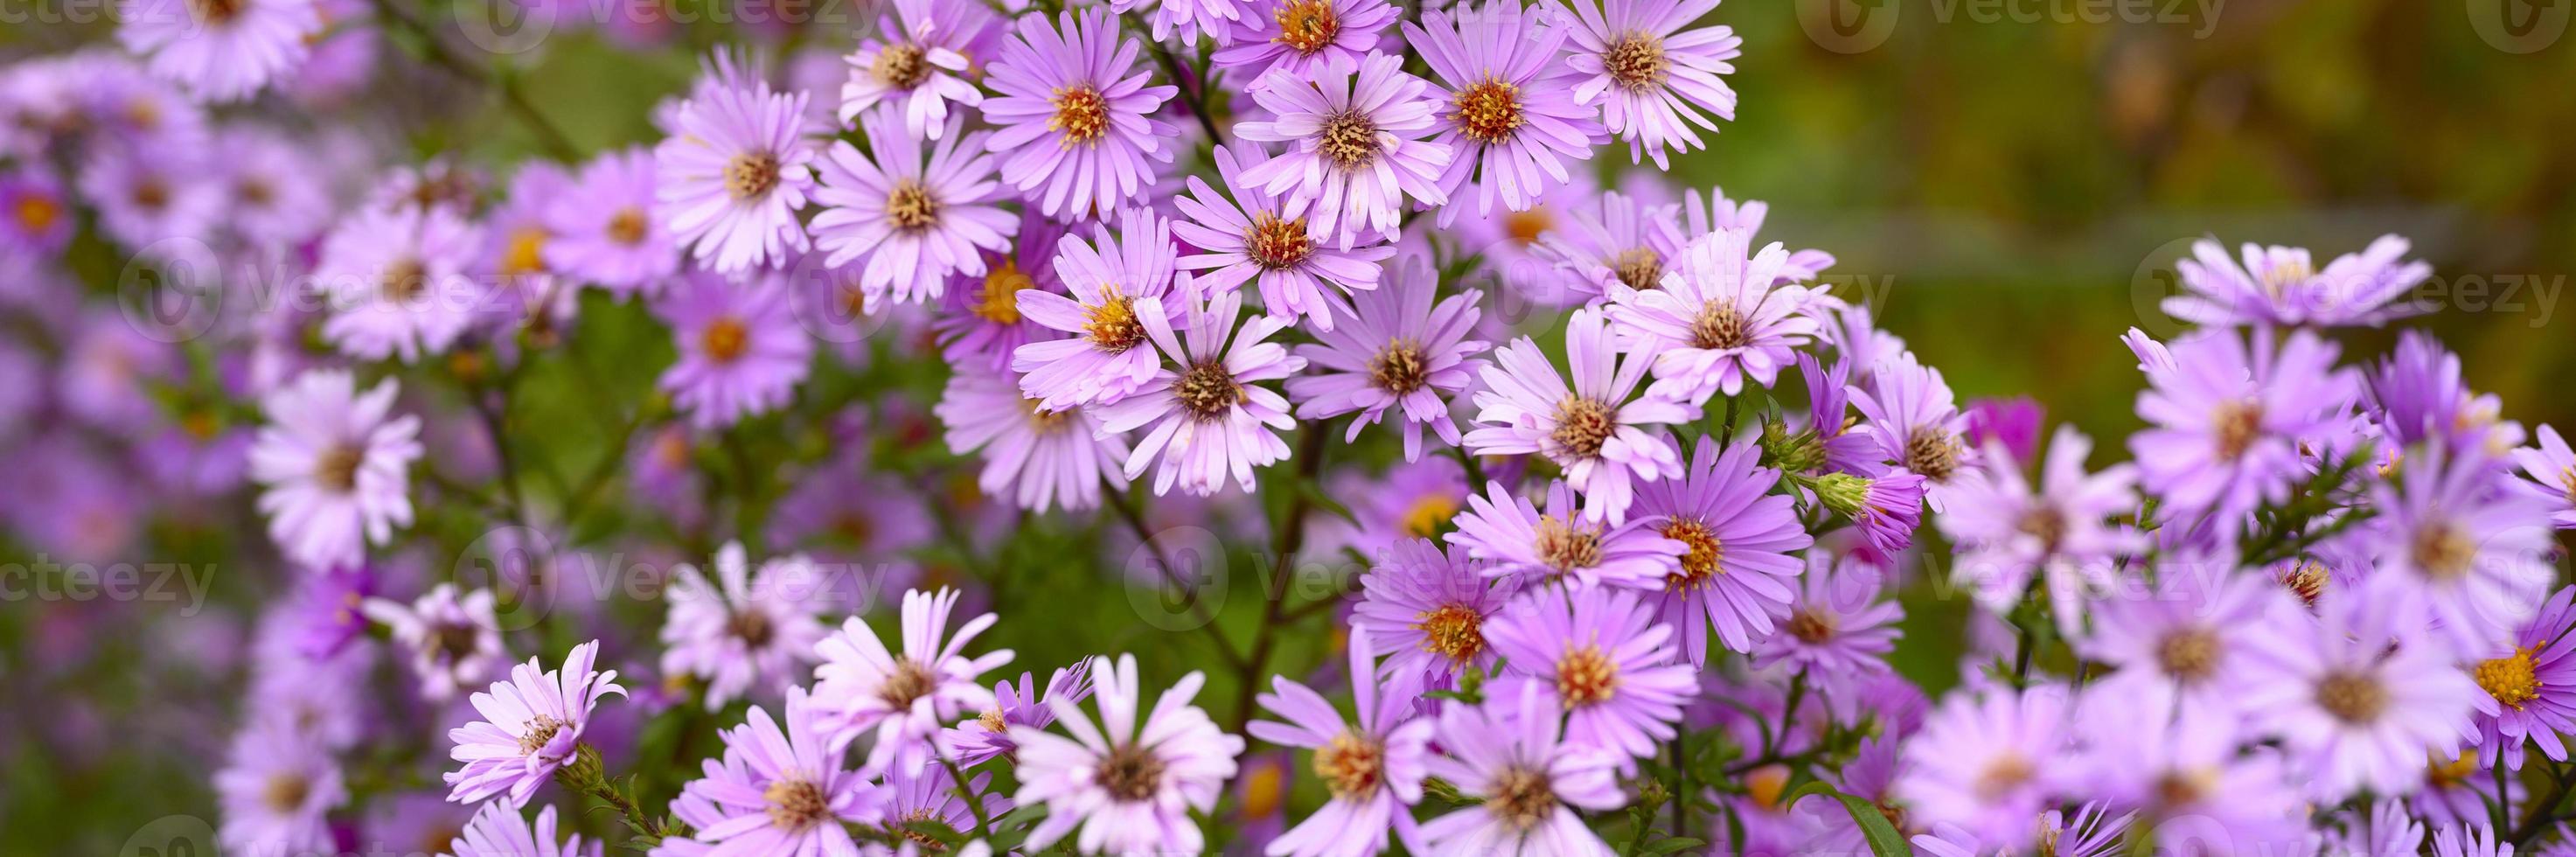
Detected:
left=702, top=317, right=750, bottom=363
left=872, top=43, right=932, bottom=89
left=608, top=207, right=650, bottom=245
left=2211, top=400, right=2262, bottom=461
left=2016, top=506, right=2068, bottom=554
left=1535, top=514, right=1604, bottom=573
left=1272, top=0, right=1341, bottom=54
left=263, top=772, right=310, bottom=812
left=1413, top=603, right=1485, bottom=663
left=189, top=0, right=243, bottom=23
left=1550, top=397, right=1617, bottom=459
left=381, top=256, right=428, bottom=303
left=1369, top=340, right=1429, bottom=395
left=1316, top=110, right=1382, bottom=169
left=2156, top=627, right=2220, bottom=682
left=1490, top=766, right=1556, bottom=831
left=1505, top=208, right=1551, bottom=246
left=1174, top=360, right=1243, bottom=421
left=2315, top=672, right=2387, bottom=724
left=1603, top=33, right=1667, bottom=92
left=1083, top=291, right=1145, bottom=352
left=1245, top=213, right=1314, bottom=270
left=1690, top=303, right=1751, bottom=351
left=432, top=621, right=482, bottom=663
left=763, top=778, right=831, bottom=830
left=15, top=194, right=60, bottom=233
left=1048, top=86, right=1110, bottom=146
left=1612, top=247, right=1663, bottom=291
left=313, top=443, right=364, bottom=492
left=885, top=180, right=940, bottom=231
left=724, top=151, right=779, bottom=200
left=1312, top=730, right=1385, bottom=799
left=1904, top=430, right=1961, bottom=482
left=2279, top=560, right=2329, bottom=605
left=517, top=714, right=566, bottom=755
left=2410, top=519, right=2476, bottom=581
left=1786, top=609, right=1835, bottom=644
left=1659, top=519, right=1724, bottom=587
left=878, top=658, right=936, bottom=710
left=2476, top=647, right=2543, bottom=709
left=728, top=609, right=775, bottom=647
left=1097, top=742, right=1166, bottom=802
left=1975, top=754, right=2034, bottom=801
left=1452, top=79, right=1525, bottom=144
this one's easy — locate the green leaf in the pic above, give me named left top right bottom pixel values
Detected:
left=1645, top=837, right=1708, bottom=854
left=1785, top=782, right=1909, bottom=857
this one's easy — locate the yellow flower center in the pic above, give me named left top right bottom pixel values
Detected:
left=2476, top=647, right=2543, bottom=709
left=1048, top=86, right=1110, bottom=146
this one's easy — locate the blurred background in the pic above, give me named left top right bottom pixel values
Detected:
left=3, top=0, right=2573, bottom=850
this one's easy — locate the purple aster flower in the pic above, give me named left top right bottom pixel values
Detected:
left=2072, top=699, right=2307, bottom=854
left=2369, top=329, right=2526, bottom=457
left=79, top=145, right=220, bottom=252
left=2516, top=425, right=2576, bottom=528
left=2414, top=750, right=2517, bottom=831
left=1095, top=286, right=1308, bottom=497
left=1012, top=207, right=1182, bottom=409
left=1109, top=0, right=1245, bottom=41
left=362, top=582, right=504, bottom=703
left=216, top=714, right=346, bottom=855
left=883, top=759, right=1013, bottom=845
left=1250, top=631, right=1437, bottom=857
left=1285, top=257, right=1486, bottom=458
left=655, top=52, right=814, bottom=274
left=2322, top=800, right=2425, bottom=857
left=250, top=369, right=421, bottom=570
left=2167, top=234, right=2433, bottom=328
left=444, top=640, right=627, bottom=808
left=1606, top=228, right=1821, bottom=403
left=762, top=455, right=936, bottom=566
left=1850, top=349, right=1976, bottom=507
left=1354, top=537, right=1515, bottom=689
left=943, top=664, right=1093, bottom=767
left=1417, top=682, right=1624, bottom=855
left=117, top=0, right=320, bottom=101
left=838, top=0, right=995, bottom=139
left=1625, top=435, right=1813, bottom=662
left=1962, top=396, right=2046, bottom=465
left=2079, top=561, right=2290, bottom=720
left=1448, top=479, right=1684, bottom=589
left=216, top=124, right=332, bottom=250
left=2436, top=825, right=2515, bottom=857
left=2472, top=587, right=2576, bottom=770
left=1335, top=456, right=1474, bottom=552
left=1531, top=188, right=1686, bottom=305
left=1752, top=554, right=1901, bottom=709
left=546, top=146, right=679, bottom=298
left=1214, top=0, right=1399, bottom=82
left=1677, top=186, right=1835, bottom=280
left=1405, top=0, right=1605, bottom=226
left=811, top=587, right=1013, bottom=772
left=447, top=802, right=600, bottom=857
left=1485, top=585, right=1695, bottom=763
left=936, top=369, right=1129, bottom=513
left=1553, top=0, right=1739, bottom=168
left=659, top=541, right=831, bottom=712
left=1236, top=52, right=1453, bottom=247
left=1011, top=653, right=1245, bottom=854
left=2130, top=327, right=2359, bottom=527
left=1936, top=426, right=2142, bottom=622
left=1174, top=142, right=1398, bottom=330
left=811, top=112, right=1015, bottom=304
left=1897, top=684, right=2073, bottom=847
left=2238, top=591, right=2477, bottom=800
left=667, top=686, right=888, bottom=854
left=0, top=168, right=71, bottom=258
left=980, top=8, right=1179, bottom=219
left=1912, top=802, right=2133, bottom=857
left=1466, top=305, right=1695, bottom=524
left=2367, top=448, right=2557, bottom=659
left=315, top=202, right=486, bottom=362
left=936, top=211, right=1067, bottom=373
left=652, top=271, right=813, bottom=429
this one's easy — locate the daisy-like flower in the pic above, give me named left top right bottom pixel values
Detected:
left=444, top=640, right=627, bottom=808
left=1012, top=207, right=1181, bottom=410
left=882, top=760, right=1013, bottom=847
left=0, top=168, right=73, bottom=258
left=1625, top=435, right=1811, bottom=663
left=1213, top=0, right=1403, bottom=83
left=2071, top=699, right=2308, bottom=854
left=1236, top=52, right=1453, bottom=247
left=1095, top=286, right=1308, bottom=497
left=2238, top=592, right=2478, bottom=801
left=811, top=112, right=1015, bottom=304
left=447, top=802, right=600, bottom=857
left=2469, top=587, right=2576, bottom=770
left=2435, top=825, right=2516, bottom=857
left=2512, top=425, right=2576, bottom=528
left=936, top=370, right=1129, bottom=513
left=665, top=686, right=889, bottom=854
left=1911, top=802, right=2134, bottom=857
left=656, top=52, right=815, bottom=274
left=838, top=0, right=996, bottom=139
left=117, top=0, right=320, bottom=101
left=2166, top=234, right=2433, bottom=328
left=659, top=541, right=832, bottom=711
left=1552, top=0, right=1740, bottom=168
left=1250, top=631, right=1436, bottom=857
left=936, top=212, right=1067, bottom=373
left=1485, top=585, right=1695, bottom=763
left=1447, top=479, right=1684, bottom=589
left=546, top=147, right=679, bottom=297
left=1896, top=684, right=2072, bottom=847
left=2079, top=561, right=2289, bottom=719
left=1354, top=537, right=1516, bottom=689
left=811, top=587, right=1013, bottom=772
left=215, top=124, right=332, bottom=249
left=1338, top=456, right=1474, bottom=551
left=315, top=202, right=486, bottom=362
left=944, top=664, right=1094, bottom=767
left=1285, top=257, right=1486, bottom=459
left=1465, top=305, right=1695, bottom=524
left=1174, top=142, right=1397, bottom=330
left=80, top=146, right=221, bottom=253
left=362, top=583, right=504, bottom=703
left=2367, top=329, right=2524, bottom=455
left=216, top=715, right=346, bottom=855
left=1405, top=0, right=1604, bottom=225
left=250, top=369, right=421, bottom=570
left=652, top=272, right=813, bottom=429
left=1417, top=683, right=1624, bottom=856
left=2368, top=448, right=2557, bottom=659
left=1110, top=0, right=1247, bottom=41
left=1608, top=228, right=1821, bottom=404
left=1531, top=188, right=1688, bottom=304
left=2129, top=327, right=2359, bottom=526
left=980, top=8, right=1178, bottom=219
left=1936, top=426, right=2142, bottom=623
left=1850, top=349, right=1976, bottom=508
left=1752, top=555, right=1901, bottom=716
left=1012, top=653, right=1245, bottom=854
